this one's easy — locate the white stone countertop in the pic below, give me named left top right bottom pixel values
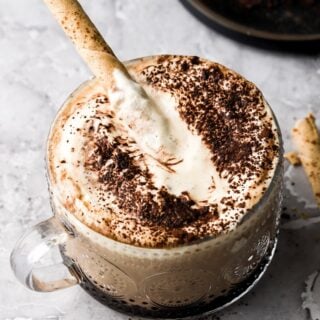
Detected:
left=0, top=1, right=320, bottom=319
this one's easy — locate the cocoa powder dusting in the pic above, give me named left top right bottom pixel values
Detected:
left=145, top=56, right=279, bottom=184
left=75, top=55, right=280, bottom=247
left=85, top=135, right=215, bottom=235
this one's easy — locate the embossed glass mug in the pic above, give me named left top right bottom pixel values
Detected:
left=11, top=57, right=283, bottom=319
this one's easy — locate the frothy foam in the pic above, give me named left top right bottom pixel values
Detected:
left=48, top=55, right=280, bottom=248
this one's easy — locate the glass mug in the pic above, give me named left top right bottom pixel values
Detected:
left=11, top=56, right=283, bottom=319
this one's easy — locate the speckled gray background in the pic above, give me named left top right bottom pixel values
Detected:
left=0, top=1, right=320, bottom=319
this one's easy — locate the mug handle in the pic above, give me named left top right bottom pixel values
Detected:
left=10, top=216, right=80, bottom=292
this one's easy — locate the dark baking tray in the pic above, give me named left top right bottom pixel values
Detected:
left=181, top=0, right=320, bottom=51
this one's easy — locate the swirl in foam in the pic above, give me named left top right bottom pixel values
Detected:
left=48, top=55, right=280, bottom=248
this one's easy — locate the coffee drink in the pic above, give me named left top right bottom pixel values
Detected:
left=47, top=55, right=282, bottom=318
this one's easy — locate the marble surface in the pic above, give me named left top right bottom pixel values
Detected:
left=0, top=0, right=320, bottom=319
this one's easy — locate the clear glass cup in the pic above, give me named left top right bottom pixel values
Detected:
left=10, top=56, right=284, bottom=319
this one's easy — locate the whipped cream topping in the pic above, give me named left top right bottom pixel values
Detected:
left=110, top=70, right=176, bottom=159
left=48, top=55, right=280, bottom=248
left=110, top=70, right=216, bottom=202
